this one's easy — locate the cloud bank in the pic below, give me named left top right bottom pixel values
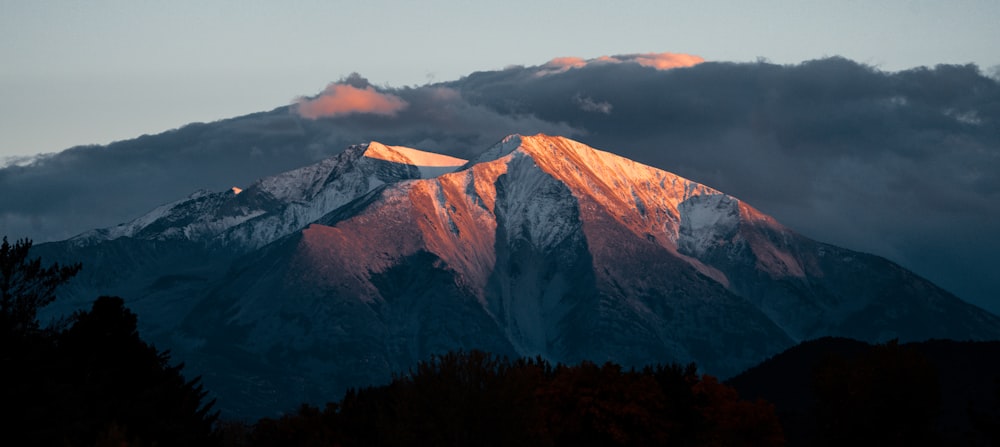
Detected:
left=2, top=54, right=998, bottom=314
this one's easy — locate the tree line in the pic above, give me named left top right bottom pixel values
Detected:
left=224, top=351, right=783, bottom=447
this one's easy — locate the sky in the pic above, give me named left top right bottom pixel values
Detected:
left=1, top=1, right=999, bottom=314
left=2, top=0, right=999, bottom=159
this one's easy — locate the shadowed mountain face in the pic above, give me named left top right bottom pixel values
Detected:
left=34, top=134, right=1000, bottom=418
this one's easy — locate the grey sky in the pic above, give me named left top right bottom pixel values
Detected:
left=2, top=0, right=999, bottom=158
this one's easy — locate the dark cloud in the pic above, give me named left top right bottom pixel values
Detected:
left=2, top=58, right=998, bottom=314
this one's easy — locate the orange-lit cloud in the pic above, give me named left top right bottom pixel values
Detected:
left=538, top=52, right=704, bottom=76
left=628, top=53, right=705, bottom=70
left=296, top=84, right=408, bottom=119
left=545, top=57, right=588, bottom=70
left=536, top=57, right=589, bottom=76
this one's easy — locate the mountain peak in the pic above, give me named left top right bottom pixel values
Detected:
left=466, top=133, right=615, bottom=169
left=477, top=132, right=729, bottom=218
left=466, top=134, right=525, bottom=165
left=472, top=133, right=665, bottom=177
left=363, top=142, right=467, bottom=178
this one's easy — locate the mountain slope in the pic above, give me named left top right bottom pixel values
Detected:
left=35, top=134, right=1000, bottom=417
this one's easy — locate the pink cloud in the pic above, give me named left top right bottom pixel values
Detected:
left=537, top=52, right=704, bottom=76
left=627, top=52, right=705, bottom=70
left=545, top=57, right=588, bottom=70
left=296, top=84, right=408, bottom=119
left=536, top=57, right=589, bottom=76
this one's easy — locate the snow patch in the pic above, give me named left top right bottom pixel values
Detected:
left=495, top=151, right=581, bottom=250
left=676, top=194, right=740, bottom=257
left=363, top=142, right=466, bottom=178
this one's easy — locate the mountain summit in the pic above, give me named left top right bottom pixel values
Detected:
left=37, top=134, right=1000, bottom=417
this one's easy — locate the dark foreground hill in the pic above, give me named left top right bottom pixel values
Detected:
left=728, top=337, right=1000, bottom=446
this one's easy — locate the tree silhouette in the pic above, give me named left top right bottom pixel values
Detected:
left=0, top=238, right=217, bottom=446
left=0, top=236, right=80, bottom=336
left=693, top=375, right=785, bottom=447
left=54, top=296, right=219, bottom=446
left=540, top=361, right=671, bottom=446
left=6, top=296, right=219, bottom=446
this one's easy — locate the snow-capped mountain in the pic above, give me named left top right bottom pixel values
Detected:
left=35, top=134, right=1000, bottom=418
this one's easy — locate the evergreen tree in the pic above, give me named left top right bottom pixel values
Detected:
left=55, top=296, right=219, bottom=446
left=0, top=237, right=217, bottom=446
left=0, top=236, right=80, bottom=336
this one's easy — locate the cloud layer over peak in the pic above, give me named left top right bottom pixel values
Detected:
left=2, top=54, right=998, bottom=314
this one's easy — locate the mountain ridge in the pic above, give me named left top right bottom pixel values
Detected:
left=34, top=133, right=1000, bottom=417
left=69, top=142, right=468, bottom=251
